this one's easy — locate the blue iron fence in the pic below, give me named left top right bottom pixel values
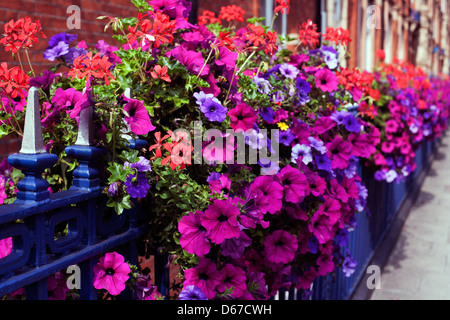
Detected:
left=0, top=87, right=149, bottom=300
left=0, top=87, right=444, bottom=300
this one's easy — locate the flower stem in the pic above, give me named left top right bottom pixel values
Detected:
left=15, top=51, right=25, bottom=72
left=196, top=47, right=215, bottom=79
left=25, top=49, right=36, bottom=77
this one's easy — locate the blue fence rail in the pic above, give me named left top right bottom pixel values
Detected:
left=0, top=87, right=444, bottom=300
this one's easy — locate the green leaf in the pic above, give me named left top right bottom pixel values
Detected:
left=0, top=124, right=11, bottom=139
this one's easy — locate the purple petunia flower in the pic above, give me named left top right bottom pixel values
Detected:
left=253, top=76, right=272, bottom=94
left=260, top=107, right=275, bottom=122
left=296, top=78, right=311, bottom=105
left=108, top=182, right=119, bottom=197
left=206, top=172, right=221, bottom=183
left=64, top=46, right=88, bottom=65
left=276, top=129, right=295, bottom=146
left=179, top=285, right=208, bottom=300
left=124, top=156, right=152, bottom=173
left=279, top=63, right=299, bottom=79
left=307, top=136, right=326, bottom=154
left=342, top=253, right=358, bottom=277
left=342, top=114, right=361, bottom=133
left=43, top=41, right=69, bottom=61
left=315, top=154, right=332, bottom=172
left=48, top=32, right=78, bottom=47
left=200, top=97, right=227, bottom=122
left=124, top=172, right=150, bottom=198
left=220, top=231, right=252, bottom=259
left=330, top=110, right=351, bottom=125
left=29, top=70, right=57, bottom=90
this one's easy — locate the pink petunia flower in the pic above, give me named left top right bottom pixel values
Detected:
left=276, top=165, right=309, bottom=203
left=216, top=264, right=247, bottom=298
left=326, top=136, right=352, bottom=169
left=314, top=68, right=339, bottom=92
left=263, top=229, right=298, bottom=264
left=209, top=174, right=232, bottom=197
left=178, top=210, right=211, bottom=257
left=183, top=258, right=223, bottom=299
left=123, top=96, right=156, bottom=135
left=227, top=103, right=258, bottom=132
left=200, top=199, right=241, bottom=244
left=250, top=175, right=284, bottom=214
left=0, top=236, right=12, bottom=258
left=93, top=252, right=131, bottom=295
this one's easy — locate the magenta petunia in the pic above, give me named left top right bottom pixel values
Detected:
left=326, top=136, right=352, bottom=169
left=312, top=116, right=336, bottom=134
left=316, top=254, right=334, bottom=276
left=314, top=68, right=339, bottom=92
left=227, top=103, right=258, bottom=132
left=263, top=229, right=298, bottom=264
left=93, top=252, right=131, bottom=295
left=183, top=258, right=223, bottom=299
left=51, top=87, right=82, bottom=110
left=200, top=199, right=241, bottom=244
left=123, top=97, right=156, bottom=135
left=167, top=45, right=209, bottom=76
left=216, top=264, right=247, bottom=298
left=276, top=165, right=309, bottom=203
left=178, top=211, right=211, bottom=257
left=0, top=236, right=12, bottom=258
left=250, top=175, right=284, bottom=214
left=318, top=195, right=341, bottom=225
left=308, top=211, right=334, bottom=244
left=209, top=174, right=231, bottom=197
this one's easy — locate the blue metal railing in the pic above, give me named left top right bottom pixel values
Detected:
left=0, top=88, right=148, bottom=300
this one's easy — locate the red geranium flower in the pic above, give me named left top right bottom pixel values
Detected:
left=219, top=5, right=245, bottom=23
left=0, top=62, right=29, bottom=99
left=0, top=17, right=46, bottom=53
left=298, top=19, right=321, bottom=48
left=198, top=10, right=221, bottom=25
left=68, top=52, right=115, bottom=85
left=150, top=65, right=171, bottom=82
left=274, top=0, right=290, bottom=14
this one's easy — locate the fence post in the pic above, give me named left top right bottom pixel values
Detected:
left=6, top=87, right=58, bottom=299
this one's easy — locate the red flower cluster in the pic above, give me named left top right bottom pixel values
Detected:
left=0, top=62, right=29, bottom=99
left=127, top=11, right=176, bottom=49
left=68, top=52, right=115, bottom=85
left=323, top=27, right=352, bottom=46
left=297, top=19, right=321, bottom=48
left=219, top=5, right=245, bottom=23
left=244, top=24, right=278, bottom=55
left=0, top=17, right=46, bottom=53
left=198, top=10, right=221, bottom=26
left=274, top=0, right=290, bottom=14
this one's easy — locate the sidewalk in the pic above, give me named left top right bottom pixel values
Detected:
left=369, top=133, right=450, bottom=300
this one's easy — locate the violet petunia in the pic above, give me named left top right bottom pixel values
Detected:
left=178, top=211, right=211, bottom=257
left=263, top=230, right=298, bottom=264
left=183, top=258, right=223, bottom=300
left=123, top=97, right=156, bottom=135
left=200, top=199, right=241, bottom=244
left=276, top=165, right=309, bottom=203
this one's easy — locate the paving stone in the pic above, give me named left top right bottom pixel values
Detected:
left=369, top=134, right=450, bottom=300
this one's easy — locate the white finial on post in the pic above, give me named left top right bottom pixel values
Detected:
left=75, top=88, right=94, bottom=146
left=19, top=87, right=46, bottom=154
